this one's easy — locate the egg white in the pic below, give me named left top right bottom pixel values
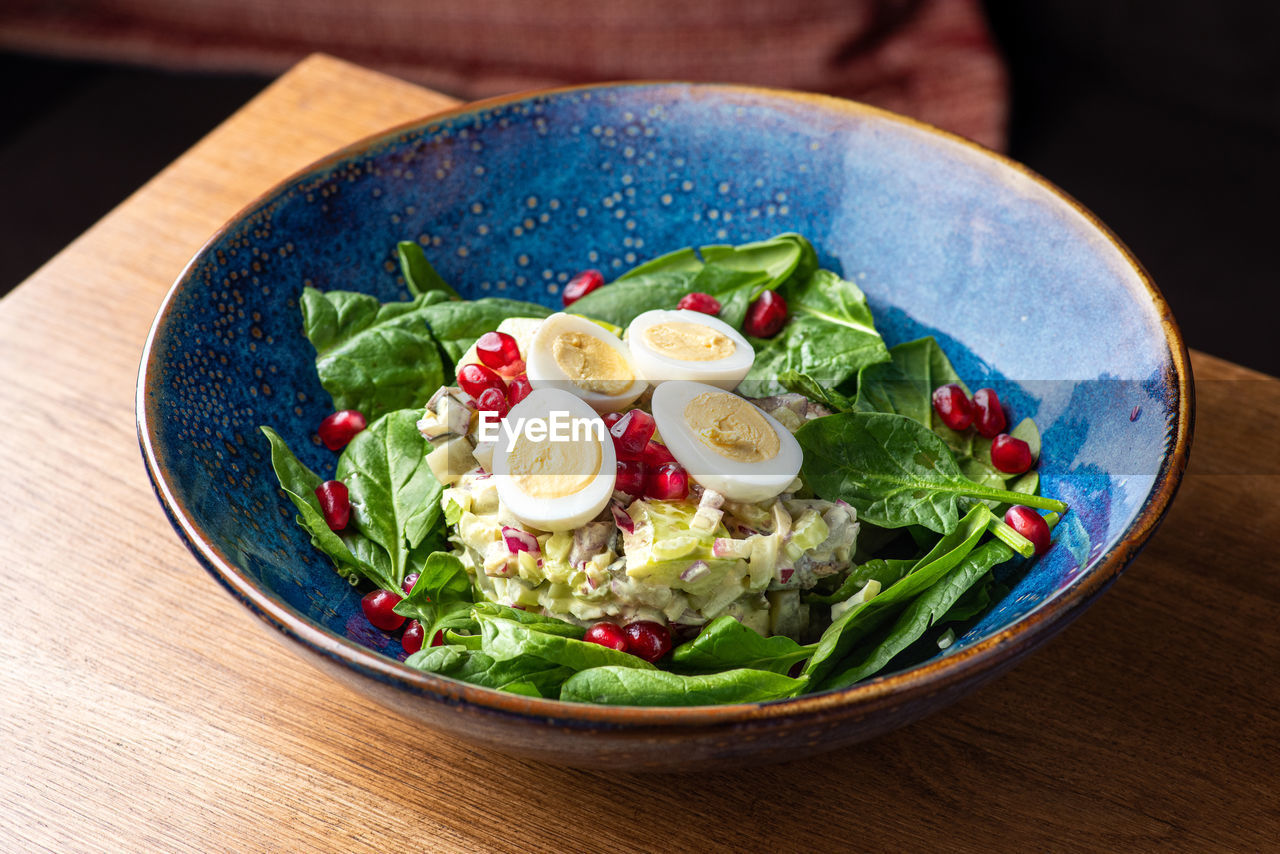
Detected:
left=625, top=309, right=755, bottom=390
left=491, top=388, right=616, bottom=531
left=525, top=313, right=647, bottom=412
left=651, top=380, right=803, bottom=503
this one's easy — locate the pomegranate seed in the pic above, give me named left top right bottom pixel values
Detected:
left=402, top=620, right=425, bottom=654
left=932, top=384, right=974, bottom=431
left=562, top=269, right=605, bottom=306
left=475, top=386, right=510, bottom=419
left=584, top=621, right=629, bottom=651
left=610, top=410, right=656, bottom=459
left=641, top=441, right=676, bottom=467
left=431, top=629, right=446, bottom=647
left=401, top=573, right=419, bottom=595
left=1005, top=505, right=1051, bottom=556
left=361, top=589, right=405, bottom=631
left=677, top=292, right=721, bottom=314
left=458, top=363, right=507, bottom=400
left=990, top=433, right=1033, bottom=474
left=972, top=388, right=1007, bottom=438
left=645, top=462, right=689, bottom=500
left=507, top=374, right=533, bottom=404
left=602, top=411, right=624, bottom=429
left=623, top=621, right=673, bottom=662
left=315, top=480, right=350, bottom=530
left=317, top=409, right=367, bottom=450
left=476, top=331, right=522, bottom=370
left=743, top=290, right=788, bottom=338
left=615, top=459, right=647, bottom=498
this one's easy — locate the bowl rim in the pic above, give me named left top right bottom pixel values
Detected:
left=137, top=80, right=1193, bottom=727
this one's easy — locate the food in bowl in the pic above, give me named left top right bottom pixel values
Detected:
left=261, top=232, right=1067, bottom=706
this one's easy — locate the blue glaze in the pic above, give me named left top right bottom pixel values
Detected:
left=140, top=83, right=1183, bottom=688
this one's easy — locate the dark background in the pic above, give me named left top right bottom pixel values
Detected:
left=3, top=2, right=1277, bottom=374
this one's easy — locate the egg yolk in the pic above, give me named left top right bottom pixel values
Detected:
left=642, top=321, right=736, bottom=362
left=508, top=430, right=602, bottom=499
left=684, top=392, right=780, bottom=463
left=552, top=331, right=634, bottom=395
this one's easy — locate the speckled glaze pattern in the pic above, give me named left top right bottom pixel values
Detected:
left=138, top=83, right=1191, bottom=770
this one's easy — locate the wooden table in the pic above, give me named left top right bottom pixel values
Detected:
left=2, top=55, right=1276, bottom=852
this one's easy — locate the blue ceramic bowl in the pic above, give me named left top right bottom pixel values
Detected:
left=138, top=83, right=1191, bottom=770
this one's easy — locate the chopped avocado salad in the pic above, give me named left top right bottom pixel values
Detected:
left=262, top=233, right=1068, bottom=706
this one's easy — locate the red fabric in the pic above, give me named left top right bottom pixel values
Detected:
left=0, top=0, right=1007, bottom=148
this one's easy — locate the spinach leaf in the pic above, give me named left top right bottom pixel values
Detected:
left=853, top=337, right=962, bottom=431
left=565, top=271, right=700, bottom=327
left=560, top=666, right=807, bottom=706
left=802, top=558, right=916, bottom=606
left=301, top=287, right=448, bottom=420
left=818, top=538, right=1015, bottom=690
left=474, top=613, right=654, bottom=672
left=795, top=411, right=1066, bottom=533
left=415, top=297, right=552, bottom=366
left=397, top=241, right=461, bottom=300
left=470, top=601, right=585, bottom=638
left=260, top=426, right=396, bottom=588
left=670, top=616, right=813, bottom=674
left=742, top=270, right=890, bottom=396
left=572, top=233, right=817, bottom=329
left=778, top=369, right=856, bottom=413
left=407, top=644, right=573, bottom=697
left=336, top=409, right=442, bottom=589
left=393, top=552, right=475, bottom=637
left=802, top=505, right=994, bottom=684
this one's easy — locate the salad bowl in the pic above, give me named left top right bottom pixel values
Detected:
left=138, top=82, right=1191, bottom=770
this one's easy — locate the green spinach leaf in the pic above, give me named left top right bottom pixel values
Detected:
left=393, top=552, right=475, bottom=637
left=778, top=369, right=856, bottom=413
left=474, top=613, right=654, bottom=672
left=818, top=538, right=1015, bottom=690
left=742, top=270, right=890, bottom=396
left=397, top=241, right=461, bottom=300
left=470, top=601, right=586, bottom=638
left=407, top=644, right=573, bottom=696
left=671, top=616, right=813, bottom=674
left=335, top=409, right=442, bottom=589
left=560, top=666, right=807, bottom=705
left=802, top=504, right=994, bottom=684
left=802, top=558, right=916, bottom=606
left=796, top=411, right=1066, bottom=533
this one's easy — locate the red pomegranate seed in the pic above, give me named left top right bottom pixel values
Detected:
left=602, top=411, right=624, bottom=429
left=623, top=621, right=673, bottom=662
left=932, top=384, right=974, bottom=431
left=458, top=363, right=507, bottom=400
left=317, top=409, right=367, bottom=450
left=972, top=388, right=1007, bottom=438
left=476, top=331, right=522, bottom=370
left=475, top=386, right=510, bottom=419
left=431, top=629, right=446, bottom=647
left=401, top=572, right=419, bottom=595
left=315, top=480, right=350, bottom=530
left=402, top=620, right=425, bottom=654
left=562, top=269, right=605, bottom=306
left=1005, top=505, right=1051, bottom=556
left=645, top=462, right=689, bottom=500
left=507, top=374, right=533, bottom=405
left=584, top=621, right=629, bottom=651
left=615, top=459, right=647, bottom=498
left=991, top=433, right=1033, bottom=474
left=743, top=290, right=788, bottom=338
left=641, top=441, right=676, bottom=467
left=361, top=589, right=405, bottom=631
left=610, top=409, right=656, bottom=459
left=677, top=292, right=721, bottom=314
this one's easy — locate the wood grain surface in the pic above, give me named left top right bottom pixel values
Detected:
left=1, top=54, right=1276, bottom=853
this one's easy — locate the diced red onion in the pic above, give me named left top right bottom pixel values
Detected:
left=611, top=504, right=635, bottom=533
left=680, top=561, right=710, bottom=582
left=779, top=567, right=795, bottom=583
left=502, top=526, right=540, bottom=554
